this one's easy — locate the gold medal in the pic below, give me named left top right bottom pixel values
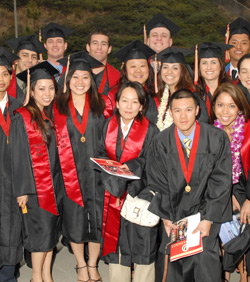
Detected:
left=185, top=185, right=191, bottom=193
left=81, top=136, right=86, bottom=143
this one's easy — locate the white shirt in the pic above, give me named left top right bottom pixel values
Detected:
left=120, top=117, right=134, bottom=139
left=230, top=64, right=238, bottom=77
left=0, top=92, right=8, bottom=114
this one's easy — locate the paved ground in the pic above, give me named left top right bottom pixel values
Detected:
left=17, top=242, right=241, bottom=282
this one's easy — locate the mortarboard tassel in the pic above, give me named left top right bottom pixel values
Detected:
left=154, top=54, right=158, bottom=93
left=144, top=24, right=147, bottom=44
left=225, top=24, right=230, bottom=63
left=39, top=30, right=43, bottom=62
left=63, top=55, right=70, bottom=93
left=23, top=69, right=30, bottom=106
left=194, top=44, right=198, bottom=85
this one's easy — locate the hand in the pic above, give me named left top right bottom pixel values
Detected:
left=17, top=195, right=28, bottom=209
left=120, top=164, right=129, bottom=171
left=163, top=219, right=177, bottom=237
left=192, top=220, right=212, bottom=238
left=232, top=195, right=241, bottom=211
left=240, top=199, right=250, bottom=225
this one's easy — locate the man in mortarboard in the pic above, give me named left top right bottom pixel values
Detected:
left=42, top=22, right=73, bottom=82
left=6, top=34, right=46, bottom=103
left=86, top=30, right=120, bottom=96
left=221, top=17, right=250, bottom=82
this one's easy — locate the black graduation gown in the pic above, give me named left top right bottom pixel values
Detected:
left=237, top=81, right=250, bottom=105
left=0, top=97, right=22, bottom=267
left=99, top=117, right=159, bottom=266
left=147, top=122, right=232, bottom=282
left=10, top=110, right=62, bottom=252
left=145, top=93, right=158, bottom=125
left=54, top=108, right=105, bottom=243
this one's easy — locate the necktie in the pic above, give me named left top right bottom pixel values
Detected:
left=232, top=69, right=237, bottom=82
left=183, top=138, right=191, bottom=158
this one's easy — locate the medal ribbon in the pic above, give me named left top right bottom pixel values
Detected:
left=0, top=101, right=10, bottom=144
left=98, top=66, right=107, bottom=94
left=68, top=93, right=89, bottom=139
left=102, top=115, right=149, bottom=256
left=175, top=121, right=200, bottom=186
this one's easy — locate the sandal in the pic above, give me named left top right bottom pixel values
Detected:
left=87, top=265, right=102, bottom=282
left=75, top=265, right=89, bottom=282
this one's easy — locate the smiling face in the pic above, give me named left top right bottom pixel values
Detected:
left=31, top=79, right=55, bottom=111
left=116, top=86, right=143, bottom=125
left=44, top=37, right=67, bottom=61
left=238, top=58, right=250, bottom=91
left=229, top=34, right=250, bottom=67
left=126, top=59, right=149, bottom=86
left=69, top=70, right=91, bottom=97
left=214, top=92, right=239, bottom=130
left=170, top=97, right=199, bottom=136
left=161, top=62, right=181, bottom=91
left=199, top=57, right=221, bottom=83
left=147, top=27, right=172, bottom=53
left=0, top=65, right=11, bottom=96
left=16, top=49, right=38, bottom=74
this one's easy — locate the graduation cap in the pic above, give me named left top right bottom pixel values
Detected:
left=113, top=40, right=155, bottom=62
left=0, top=46, right=19, bottom=67
left=6, top=35, right=46, bottom=55
left=221, top=17, right=250, bottom=39
left=198, top=42, right=234, bottom=59
left=144, top=13, right=180, bottom=43
left=157, top=46, right=193, bottom=64
left=41, top=22, right=74, bottom=40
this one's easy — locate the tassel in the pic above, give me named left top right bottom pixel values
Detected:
left=144, top=24, right=147, bottom=44
left=39, top=29, right=43, bottom=62
left=225, top=24, right=230, bottom=62
left=194, top=44, right=198, bottom=85
left=23, top=69, right=30, bottom=106
left=63, top=55, right=70, bottom=93
left=154, top=55, right=158, bottom=94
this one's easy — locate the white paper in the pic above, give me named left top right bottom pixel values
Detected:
left=186, top=213, right=201, bottom=248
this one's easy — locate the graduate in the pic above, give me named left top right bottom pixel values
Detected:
left=6, top=34, right=46, bottom=103
left=0, top=47, right=22, bottom=282
left=99, top=80, right=159, bottom=282
left=147, top=89, right=232, bottom=282
left=53, top=51, right=105, bottom=282
left=210, top=82, right=250, bottom=281
left=11, top=61, right=61, bottom=282
left=237, top=53, right=250, bottom=105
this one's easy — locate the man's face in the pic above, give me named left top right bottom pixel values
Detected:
left=86, top=34, right=112, bottom=64
left=229, top=33, right=250, bottom=64
left=170, top=97, right=199, bottom=136
left=147, top=27, right=172, bottom=53
left=16, top=49, right=38, bottom=74
left=44, top=37, right=67, bottom=60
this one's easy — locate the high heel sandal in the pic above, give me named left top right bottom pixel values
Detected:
left=87, top=265, right=102, bottom=282
left=75, top=265, right=89, bottom=282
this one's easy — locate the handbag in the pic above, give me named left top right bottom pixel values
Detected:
left=120, top=191, right=160, bottom=227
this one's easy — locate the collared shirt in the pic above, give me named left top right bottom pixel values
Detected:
left=16, top=76, right=26, bottom=93
left=177, top=122, right=196, bottom=149
left=120, top=117, right=134, bottom=138
left=47, top=60, right=63, bottom=82
left=230, top=64, right=238, bottom=77
left=0, top=92, right=8, bottom=113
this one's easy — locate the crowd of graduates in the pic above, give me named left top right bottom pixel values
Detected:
left=0, top=11, right=250, bottom=282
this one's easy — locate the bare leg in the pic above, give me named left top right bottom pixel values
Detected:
left=238, top=257, right=247, bottom=282
left=224, top=271, right=230, bottom=281
left=70, top=242, right=89, bottom=282
left=88, top=242, right=101, bottom=280
left=42, top=250, right=53, bottom=282
left=31, top=252, right=46, bottom=282
left=162, top=255, right=168, bottom=282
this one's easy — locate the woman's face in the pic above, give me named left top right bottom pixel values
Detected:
left=0, top=65, right=11, bottom=95
left=126, top=59, right=149, bottom=86
left=214, top=92, right=239, bottom=129
left=238, top=58, right=250, bottom=91
left=200, top=57, right=221, bottom=83
left=70, top=70, right=91, bottom=96
left=116, top=87, right=143, bottom=125
left=160, top=62, right=181, bottom=90
left=31, top=79, right=55, bottom=111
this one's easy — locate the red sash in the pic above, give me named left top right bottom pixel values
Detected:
left=98, top=66, right=107, bottom=94
left=53, top=103, right=84, bottom=207
left=102, top=116, right=149, bottom=256
left=205, top=84, right=211, bottom=116
left=106, top=63, right=120, bottom=89
left=241, top=121, right=250, bottom=180
left=17, top=107, right=58, bottom=215
left=7, top=70, right=17, bottom=99
left=61, top=65, right=67, bottom=77
left=153, top=96, right=160, bottom=111
left=102, top=94, right=113, bottom=119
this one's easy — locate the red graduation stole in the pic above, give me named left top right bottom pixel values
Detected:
left=241, top=121, right=250, bottom=180
left=205, top=84, right=211, bottom=116
left=61, top=65, right=67, bottom=77
left=102, top=115, right=149, bottom=256
left=17, top=107, right=58, bottom=215
left=7, top=70, right=17, bottom=99
left=153, top=96, right=160, bottom=110
left=53, top=102, right=84, bottom=207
